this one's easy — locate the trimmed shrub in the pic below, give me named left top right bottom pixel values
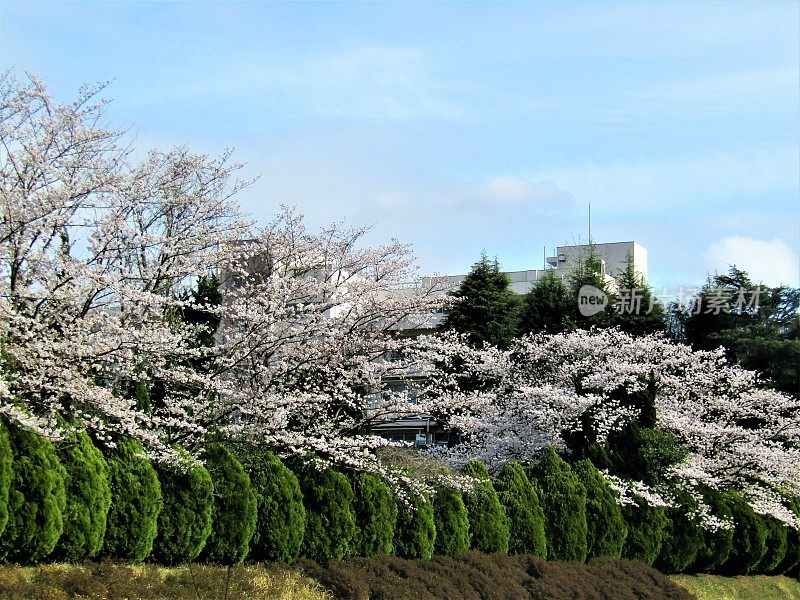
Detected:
left=755, top=514, right=788, bottom=574
left=237, top=449, right=305, bottom=563
left=102, top=437, right=163, bottom=562
left=352, top=472, right=397, bottom=557
left=692, top=487, right=734, bottom=573
left=621, top=498, right=668, bottom=566
left=460, top=461, right=510, bottom=554
left=393, top=494, right=436, bottom=560
left=152, top=461, right=214, bottom=564
left=199, top=443, right=257, bottom=565
left=0, top=421, right=66, bottom=563
left=53, top=429, right=112, bottom=561
left=655, top=488, right=704, bottom=573
left=296, top=464, right=357, bottom=563
left=494, top=461, right=547, bottom=558
left=718, top=491, right=767, bottom=575
left=774, top=496, right=800, bottom=576
left=0, top=421, right=11, bottom=538
left=433, top=487, right=470, bottom=558
left=573, top=459, right=627, bottom=559
left=527, top=447, right=588, bottom=561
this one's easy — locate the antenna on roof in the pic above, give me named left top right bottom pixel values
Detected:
left=588, top=201, right=592, bottom=244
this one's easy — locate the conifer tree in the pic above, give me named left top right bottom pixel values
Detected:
left=622, top=499, right=668, bottom=566
left=460, top=461, right=510, bottom=553
left=518, top=270, right=572, bottom=335
left=0, top=421, right=11, bottom=538
left=433, top=487, right=470, bottom=557
left=237, top=449, right=306, bottom=563
left=719, top=490, right=767, bottom=575
left=296, top=464, right=357, bottom=563
left=573, top=459, right=627, bottom=559
left=443, top=253, right=521, bottom=349
left=756, top=514, right=788, bottom=574
left=527, top=447, right=588, bottom=561
left=352, top=472, right=398, bottom=557
left=102, top=437, right=163, bottom=562
left=655, top=488, right=704, bottom=573
left=494, top=461, right=547, bottom=557
left=692, top=487, right=734, bottom=573
left=53, top=429, right=112, bottom=561
left=0, top=421, right=66, bottom=563
left=394, top=494, right=436, bottom=560
left=200, top=443, right=257, bottom=565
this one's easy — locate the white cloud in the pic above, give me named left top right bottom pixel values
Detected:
left=705, top=236, right=799, bottom=287
left=479, top=177, right=574, bottom=205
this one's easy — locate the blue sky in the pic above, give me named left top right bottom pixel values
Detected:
left=2, top=1, right=798, bottom=289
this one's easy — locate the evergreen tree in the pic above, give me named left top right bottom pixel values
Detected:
left=494, top=461, right=547, bottom=557
left=237, top=449, right=305, bottom=563
left=352, top=472, right=397, bottom=557
left=0, top=421, right=66, bottom=563
left=692, top=487, right=734, bottom=573
left=567, top=245, right=615, bottom=330
left=774, top=496, right=800, bottom=576
left=296, top=464, right=357, bottom=563
left=573, top=459, right=627, bottom=559
left=460, top=461, right=510, bottom=553
left=655, top=488, right=704, bottom=573
left=518, top=270, right=572, bottom=335
left=755, top=515, right=787, bottom=574
left=719, top=490, right=767, bottom=575
left=612, top=253, right=666, bottom=336
left=152, top=461, right=214, bottom=564
left=433, top=487, right=470, bottom=557
left=394, top=494, right=436, bottom=560
left=443, top=253, right=521, bottom=349
left=200, top=443, right=257, bottom=565
left=102, top=437, right=163, bottom=562
left=0, top=421, right=11, bottom=538
left=621, top=499, right=668, bottom=566
left=52, top=429, right=112, bottom=561
left=527, top=447, right=588, bottom=561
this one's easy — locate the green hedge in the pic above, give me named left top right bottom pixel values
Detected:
left=200, top=443, right=257, bottom=565
left=655, top=489, right=704, bottom=573
left=460, top=461, right=509, bottom=554
left=152, top=461, right=214, bottom=564
left=0, top=421, right=66, bottom=563
left=494, top=461, right=546, bottom=558
left=238, top=450, right=306, bottom=563
left=352, top=472, right=397, bottom=557
left=527, top=448, right=588, bottom=561
left=433, top=487, right=470, bottom=558
left=621, top=498, right=668, bottom=566
left=573, top=459, right=627, bottom=559
left=755, top=514, right=787, bottom=574
left=692, top=487, right=734, bottom=573
left=394, top=494, right=436, bottom=560
left=53, top=429, right=111, bottom=561
left=719, top=491, right=767, bottom=575
left=102, top=437, right=163, bottom=562
left=0, top=422, right=11, bottom=538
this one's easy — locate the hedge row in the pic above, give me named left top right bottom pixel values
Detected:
left=0, top=419, right=797, bottom=578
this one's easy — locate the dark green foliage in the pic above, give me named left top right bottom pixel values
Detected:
left=621, top=499, right=668, bottom=566
left=102, top=437, right=163, bottom=562
left=393, top=495, right=436, bottom=560
left=433, top=487, right=470, bottom=558
left=655, top=489, right=704, bottom=573
left=236, top=449, right=305, bottom=563
left=296, top=464, right=357, bottom=563
left=519, top=270, right=572, bottom=335
left=566, top=246, right=616, bottom=330
left=301, top=552, right=695, bottom=600
left=612, top=253, right=667, bottom=336
left=574, top=460, right=627, bottom=559
left=442, top=253, right=521, bottom=349
left=719, top=491, right=767, bottom=575
left=352, top=472, right=397, bottom=557
left=774, top=496, right=800, bottom=576
left=0, top=421, right=11, bottom=538
left=53, top=429, right=112, bottom=561
left=152, top=461, right=213, bottom=564
left=692, top=487, right=734, bottom=573
left=755, top=515, right=788, bottom=574
left=460, top=461, right=509, bottom=553
left=199, top=443, right=257, bottom=565
left=527, top=447, right=588, bottom=561
left=0, top=421, right=66, bottom=563
left=493, top=461, right=547, bottom=557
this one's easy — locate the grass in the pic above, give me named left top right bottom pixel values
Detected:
left=0, top=562, right=333, bottom=600
left=672, top=574, right=800, bottom=600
